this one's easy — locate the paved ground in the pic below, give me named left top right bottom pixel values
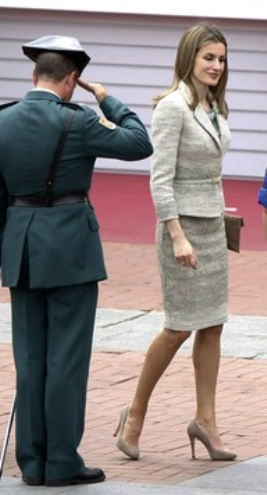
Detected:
left=1, top=242, right=267, bottom=494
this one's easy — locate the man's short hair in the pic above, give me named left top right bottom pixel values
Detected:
left=35, top=52, right=79, bottom=81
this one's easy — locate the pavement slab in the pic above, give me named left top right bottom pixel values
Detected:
left=1, top=244, right=267, bottom=493
left=2, top=456, right=267, bottom=494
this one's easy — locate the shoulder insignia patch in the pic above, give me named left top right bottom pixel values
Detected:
left=99, top=117, right=116, bottom=130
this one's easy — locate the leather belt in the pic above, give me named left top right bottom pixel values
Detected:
left=10, top=192, right=88, bottom=207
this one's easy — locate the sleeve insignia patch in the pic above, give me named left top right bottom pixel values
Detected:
left=99, top=117, right=117, bottom=129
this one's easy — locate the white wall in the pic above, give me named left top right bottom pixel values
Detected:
left=1, top=1, right=267, bottom=21
left=0, top=8, right=267, bottom=178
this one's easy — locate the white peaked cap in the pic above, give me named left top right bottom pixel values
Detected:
left=22, top=35, right=90, bottom=74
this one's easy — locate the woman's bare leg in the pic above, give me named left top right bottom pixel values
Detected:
left=192, top=324, right=225, bottom=449
left=122, top=328, right=191, bottom=446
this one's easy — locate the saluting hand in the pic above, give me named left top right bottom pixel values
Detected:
left=77, top=79, right=108, bottom=103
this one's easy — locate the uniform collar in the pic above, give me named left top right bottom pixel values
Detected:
left=24, top=89, right=61, bottom=102
left=31, top=88, right=61, bottom=99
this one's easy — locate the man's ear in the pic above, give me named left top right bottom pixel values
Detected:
left=67, top=70, right=79, bottom=88
left=32, top=69, right=37, bottom=85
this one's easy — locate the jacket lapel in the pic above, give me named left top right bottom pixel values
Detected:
left=194, top=104, right=221, bottom=149
left=179, top=81, right=222, bottom=150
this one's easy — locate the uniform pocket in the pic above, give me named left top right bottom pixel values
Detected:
left=86, top=206, right=99, bottom=232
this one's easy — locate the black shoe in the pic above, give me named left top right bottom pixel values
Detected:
left=45, top=466, right=106, bottom=486
left=22, top=476, right=44, bottom=486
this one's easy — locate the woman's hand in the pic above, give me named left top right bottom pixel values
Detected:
left=172, top=236, right=198, bottom=269
left=165, top=218, right=198, bottom=269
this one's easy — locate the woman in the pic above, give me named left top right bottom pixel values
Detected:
left=114, top=23, right=236, bottom=461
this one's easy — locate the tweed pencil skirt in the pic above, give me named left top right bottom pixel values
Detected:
left=156, top=215, right=228, bottom=332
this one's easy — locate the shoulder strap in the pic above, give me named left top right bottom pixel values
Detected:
left=0, top=101, right=20, bottom=111
left=57, top=101, right=84, bottom=111
left=46, top=108, right=75, bottom=206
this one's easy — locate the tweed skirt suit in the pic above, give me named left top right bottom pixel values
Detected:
left=150, top=81, right=231, bottom=332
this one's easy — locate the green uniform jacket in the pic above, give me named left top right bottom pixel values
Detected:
left=0, top=90, right=153, bottom=288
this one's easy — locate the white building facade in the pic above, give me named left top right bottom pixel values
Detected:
left=0, top=4, right=267, bottom=178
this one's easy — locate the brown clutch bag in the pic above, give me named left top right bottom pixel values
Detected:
left=224, top=213, right=244, bottom=253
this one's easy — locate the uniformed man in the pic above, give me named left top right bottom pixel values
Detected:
left=0, top=35, right=153, bottom=486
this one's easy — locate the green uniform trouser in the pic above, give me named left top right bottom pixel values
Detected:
left=10, top=281, right=98, bottom=480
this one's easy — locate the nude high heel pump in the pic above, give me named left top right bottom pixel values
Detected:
left=187, top=419, right=237, bottom=461
left=114, top=404, right=140, bottom=460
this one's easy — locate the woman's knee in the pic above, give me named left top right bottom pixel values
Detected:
left=196, top=324, right=223, bottom=343
left=163, top=328, right=191, bottom=351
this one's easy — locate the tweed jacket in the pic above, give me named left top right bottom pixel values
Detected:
left=150, top=81, right=231, bottom=221
left=0, top=90, right=153, bottom=288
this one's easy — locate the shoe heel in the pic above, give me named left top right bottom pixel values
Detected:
left=113, top=419, right=121, bottom=437
left=188, top=433, right=196, bottom=459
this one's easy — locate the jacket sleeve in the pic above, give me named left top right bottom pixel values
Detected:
left=82, top=96, right=153, bottom=161
left=150, top=98, right=182, bottom=221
